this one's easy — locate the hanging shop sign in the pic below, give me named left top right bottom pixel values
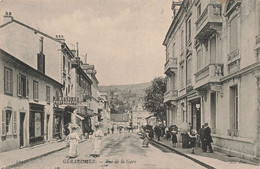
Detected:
left=53, top=97, right=79, bottom=105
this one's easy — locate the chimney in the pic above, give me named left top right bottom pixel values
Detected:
left=55, top=35, right=65, bottom=43
left=76, top=42, right=79, bottom=57
left=171, top=0, right=182, bottom=18
left=84, top=53, right=87, bottom=64
left=3, top=12, right=13, bottom=24
left=37, top=37, right=45, bottom=74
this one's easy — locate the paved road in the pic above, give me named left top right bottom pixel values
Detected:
left=16, top=132, right=204, bottom=169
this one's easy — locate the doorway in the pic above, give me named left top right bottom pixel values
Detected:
left=20, top=112, right=25, bottom=147
left=192, top=100, right=201, bottom=131
left=46, top=115, right=50, bottom=140
left=210, top=92, right=216, bottom=133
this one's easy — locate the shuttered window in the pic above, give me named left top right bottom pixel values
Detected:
left=230, top=16, right=238, bottom=53
left=33, top=81, right=39, bottom=101
left=4, top=67, right=13, bottom=95
left=46, top=86, right=50, bottom=104
left=1, top=109, right=16, bottom=136
left=17, top=74, right=27, bottom=97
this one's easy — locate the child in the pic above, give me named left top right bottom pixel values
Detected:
left=142, top=130, right=150, bottom=148
left=67, top=126, right=80, bottom=158
left=171, top=130, right=177, bottom=147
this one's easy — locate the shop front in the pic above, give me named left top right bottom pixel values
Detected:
left=53, top=108, right=63, bottom=140
left=29, top=103, right=44, bottom=145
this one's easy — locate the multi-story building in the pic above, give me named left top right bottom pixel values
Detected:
left=0, top=13, right=86, bottom=141
left=163, top=0, right=260, bottom=162
left=0, top=49, right=63, bottom=152
left=131, top=103, right=150, bottom=129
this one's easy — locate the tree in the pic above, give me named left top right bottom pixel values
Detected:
left=143, top=77, right=166, bottom=121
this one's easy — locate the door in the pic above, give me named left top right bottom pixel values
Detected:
left=46, top=115, right=50, bottom=140
left=20, top=113, right=25, bottom=147
left=210, top=92, right=216, bottom=133
left=192, top=100, right=201, bottom=131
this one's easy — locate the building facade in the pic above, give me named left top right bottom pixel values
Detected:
left=0, top=49, right=63, bottom=152
left=163, top=0, right=260, bottom=162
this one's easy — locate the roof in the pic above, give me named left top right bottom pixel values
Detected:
left=0, top=19, right=75, bottom=59
left=0, top=48, right=63, bottom=87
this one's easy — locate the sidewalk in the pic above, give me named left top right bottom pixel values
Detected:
left=151, top=138, right=260, bottom=169
left=0, top=139, right=88, bottom=169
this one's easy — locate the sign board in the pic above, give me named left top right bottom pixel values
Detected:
left=53, top=97, right=79, bottom=105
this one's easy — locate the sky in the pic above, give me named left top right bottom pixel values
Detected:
left=0, top=0, right=173, bottom=85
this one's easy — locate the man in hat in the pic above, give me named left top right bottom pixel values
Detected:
left=202, top=122, right=213, bottom=153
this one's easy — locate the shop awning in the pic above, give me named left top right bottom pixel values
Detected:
left=77, top=107, right=98, bottom=117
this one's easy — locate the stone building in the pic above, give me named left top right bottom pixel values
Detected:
left=163, top=0, right=260, bottom=162
left=0, top=49, right=63, bottom=152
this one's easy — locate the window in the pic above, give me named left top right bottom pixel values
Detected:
left=1, top=109, right=17, bottom=136
left=181, top=30, right=184, bottom=51
left=180, top=64, right=184, bottom=87
left=6, top=110, right=12, bottom=134
left=172, top=43, right=175, bottom=58
left=197, top=47, right=203, bottom=71
left=197, top=4, right=201, bottom=18
left=68, top=61, right=71, bottom=76
left=4, top=67, right=13, bottom=95
left=46, top=86, right=50, bottom=104
left=230, top=16, right=238, bottom=53
left=187, top=19, right=191, bottom=43
left=187, top=58, right=192, bottom=85
left=63, top=55, right=66, bottom=72
left=230, top=85, right=239, bottom=136
left=33, top=81, right=39, bottom=101
left=18, top=74, right=28, bottom=97
left=210, top=37, right=217, bottom=63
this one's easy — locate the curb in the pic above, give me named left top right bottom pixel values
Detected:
left=150, top=139, right=215, bottom=169
left=2, top=139, right=88, bottom=169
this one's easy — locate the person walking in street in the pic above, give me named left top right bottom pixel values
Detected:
left=91, top=123, right=104, bottom=158
left=202, top=122, right=213, bottom=153
left=111, top=126, right=114, bottom=134
left=66, top=125, right=80, bottom=158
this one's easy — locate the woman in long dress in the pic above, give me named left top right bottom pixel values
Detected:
left=91, top=123, right=104, bottom=158
left=142, top=130, right=150, bottom=147
left=67, top=126, right=80, bottom=158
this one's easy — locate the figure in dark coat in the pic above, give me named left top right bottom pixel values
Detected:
left=198, top=125, right=204, bottom=149
left=154, top=125, right=161, bottom=141
left=202, top=123, right=213, bottom=153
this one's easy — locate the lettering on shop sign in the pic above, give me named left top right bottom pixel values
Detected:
left=53, top=97, right=79, bottom=105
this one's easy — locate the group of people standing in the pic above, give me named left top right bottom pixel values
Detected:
left=66, top=123, right=104, bottom=159
left=142, top=122, right=213, bottom=153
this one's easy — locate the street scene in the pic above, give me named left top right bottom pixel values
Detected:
left=0, top=0, right=260, bottom=168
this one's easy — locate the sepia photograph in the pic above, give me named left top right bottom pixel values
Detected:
left=0, top=0, right=259, bottom=168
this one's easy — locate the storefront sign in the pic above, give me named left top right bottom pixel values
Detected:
left=53, top=97, right=79, bottom=105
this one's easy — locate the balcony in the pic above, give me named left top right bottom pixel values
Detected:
left=164, top=57, right=178, bottom=74
left=164, top=90, right=178, bottom=103
left=195, top=4, right=222, bottom=42
left=194, top=63, right=223, bottom=90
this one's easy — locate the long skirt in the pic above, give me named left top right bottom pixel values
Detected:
left=142, top=137, right=149, bottom=147
left=93, top=138, right=101, bottom=155
left=69, top=140, right=78, bottom=157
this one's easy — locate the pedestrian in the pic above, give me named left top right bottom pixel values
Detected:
left=165, top=127, right=171, bottom=140
left=91, top=123, right=104, bottom=158
left=171, top=130, right=177, bottom=147
left=66, top=125, right=80, bottom=158
left=155, top=125, right=161, bottom=141
left=198, top=124, right=205, bottom=149
left=202, top=122, right=213, bottom=153
left=111, top=126, right=114, bottom=134
left=142, top=129, right=150, bottom=147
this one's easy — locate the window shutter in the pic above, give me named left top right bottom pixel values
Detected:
left=26, top=79, right=29, bottom=98
left=10, top=70, right=13, bottom=94
left=2, top=110, right=6, bottom=136
left=13, top=111, right=17, bottom=134
left=17, top=74, right=21, bottom=96
left=4, top=69, right=7, bottom=92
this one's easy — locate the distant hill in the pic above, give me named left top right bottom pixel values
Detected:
left=99, top=82, right=151, bottom=92
left=99, top=82, right=152, bottom=114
